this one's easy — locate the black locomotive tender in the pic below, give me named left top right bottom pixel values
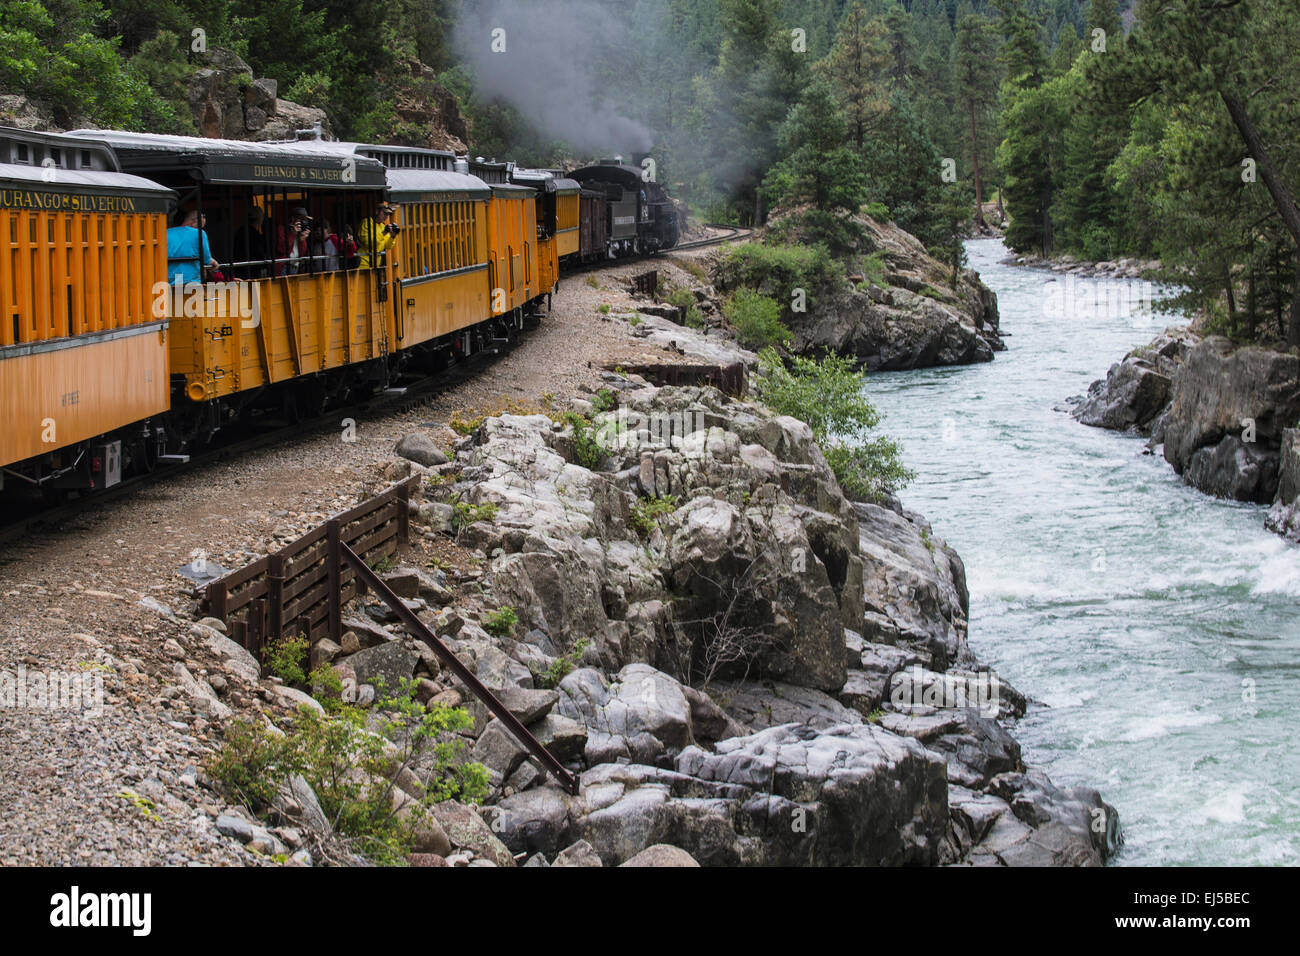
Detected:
left=567, top=158, right=680, bottom=260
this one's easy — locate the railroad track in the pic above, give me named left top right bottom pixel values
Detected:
left=673, top=223, right=753, bottom=251
left=0, top=223, right=752, bottom=546
left=560, top=223, right=752, bottom=276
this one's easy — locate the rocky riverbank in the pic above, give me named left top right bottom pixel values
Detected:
left=1069, top=329, right=1300, bottom=541
left=0, top=251, right=1114, bottom=867
left=287, top=323, right=1118, bottom=866
left=720, top=212, right=1005, bottom=372
left=1007, top=251, right=1161, bottom=280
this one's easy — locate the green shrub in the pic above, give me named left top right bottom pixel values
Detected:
left=725, top=288, right=791, bottom=350
left=713, top=242, right=840, bottom=299
left=533, top=638, right=590, bottom=689
left=665, top=287, right=696, bottom=309
left=207, top=719, right=287, bottom=810
left=562, top=412, right=608, bottom=471
left=209, top=679, right=487, bottom=866
left=482, top=606, right=518, bottom=638
left=860, top=251, right=889, bottom=288
left=266, top=634, right=309, bottom=687
left=451, top=500, right=499, bottom=533
left=684, top=306, right=705, bottom=329
left=591, top=388, right=618, bottom=413
left=755, top=348, right=914, bottom=502
left=864, top=201, right=891, bottom=221
left=629, top=495, right=678, bottom=538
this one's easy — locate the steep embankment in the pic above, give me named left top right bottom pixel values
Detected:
left=333, top=307, right=1119, bottom=867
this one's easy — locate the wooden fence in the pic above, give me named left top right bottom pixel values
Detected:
left=201, top=476, right=416, bottom=658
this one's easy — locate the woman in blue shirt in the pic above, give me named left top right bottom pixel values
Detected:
left=166, top=209, right=218, bottom=285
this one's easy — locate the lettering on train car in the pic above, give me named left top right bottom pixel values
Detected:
left=0, top=189, right=158, bottom=213
left=61, top=391, right=80, bottom=407
left=248, top=164, right=348, bottom=183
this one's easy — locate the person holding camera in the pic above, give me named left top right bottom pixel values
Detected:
left=275, top=206, right=312, bottom=275
left=359, top=201, right=400, bottom=268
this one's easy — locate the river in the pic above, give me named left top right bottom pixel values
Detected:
left=863, top=237, right=1300, bottom=866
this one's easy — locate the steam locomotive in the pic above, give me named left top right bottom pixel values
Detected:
left=567, top=159, right=680, bottom=260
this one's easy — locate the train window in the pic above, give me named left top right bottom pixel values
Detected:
left=81, top=150, right=92, bottom=168
left=49, top=148, right=61, bottom=166
left=15, top=143, right=28, bottom=163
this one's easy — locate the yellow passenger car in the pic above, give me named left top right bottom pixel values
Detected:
left=67, top=130, right=395, bottom=431
left=0, top=127, right=173, bottom=490
left=508, top=167, right=579, bottom=304
left=472, top=161, right=539, bottom=317
left=337, top=144, right=494, bottom=349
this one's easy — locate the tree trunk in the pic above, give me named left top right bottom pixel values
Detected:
left=1220, top=91, right=1300, bottom=249
left=968, top=98, right=985, bottom=229
left=1220, top=89, right=1300, bottom=346
left=1291, top=253, right=1300, bottom=348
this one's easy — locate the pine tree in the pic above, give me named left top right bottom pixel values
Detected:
left=881, top=3, right=917, bottom=91
left=818, top=3, right=890, bottom=152
left=952, top=14, right=999, bottom=228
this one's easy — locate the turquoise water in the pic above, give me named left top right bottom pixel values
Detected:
left=864, top=238, right=1300, bottom=866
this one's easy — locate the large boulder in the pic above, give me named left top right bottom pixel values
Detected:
left=854, top=502, right=969, bottom=670
left=493, top=721, right=949, bottom=866
left=1266, top=428, right=1300, bottom=540
left=1182, top=434, right=1279, bottom=503
left=720, top=213, right=1002, bottom=371
left=1072, top=329, right=1194, bottom=433
left=452, top=384, right=863, bottom=690
left=1162, top=337, right=1300, bottom=501
left=791, top=286, right=995, bottom=371
left=555, top=664, right=696, bottom=765
left=665, top=495, right=847, bottom=691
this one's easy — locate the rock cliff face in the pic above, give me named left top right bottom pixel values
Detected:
left=726, top=214, right=1003, bottom=372
left=1160, top=339, right=1300, bottom=504
left=380, top=370, right=1119, bottom=866
left=1073, top=330, right=1300, bottom=538
left=186, top=48, right=332, bottom=142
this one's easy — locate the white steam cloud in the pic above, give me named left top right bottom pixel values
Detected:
left=451, top=0, right=657, bottom=155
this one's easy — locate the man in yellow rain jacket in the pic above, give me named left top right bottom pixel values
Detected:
left=358, top=201, right=400, bottom=268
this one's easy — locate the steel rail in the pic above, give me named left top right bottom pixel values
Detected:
left=340, top=542, right=581, bottom=796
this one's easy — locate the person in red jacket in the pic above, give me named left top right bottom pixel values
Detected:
left=275, top=206, right=311, bottom=275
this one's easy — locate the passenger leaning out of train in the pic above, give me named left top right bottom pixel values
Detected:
left=275, top=207, right=312, bottom=275
left=358, top=201, right=400, bottom=268
left=166, top=208, right=219, bottom=287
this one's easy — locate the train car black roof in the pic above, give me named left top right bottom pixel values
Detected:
left=0, top=128, right=174, bottom=209
left=282, top=141, right=491, bottom=201
left=63, top=130, right=388, bottom=189
left=509, top=167, right=581, bottom=195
